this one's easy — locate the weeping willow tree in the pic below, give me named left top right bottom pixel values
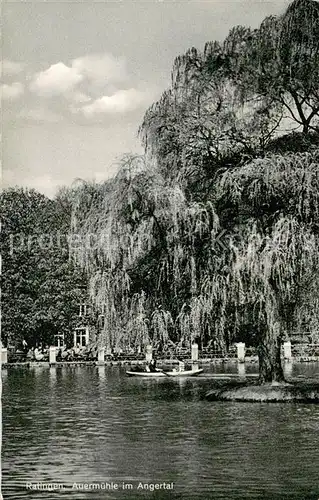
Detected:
left=215, top=150, right=319, bottom=382
left=140, top=0, right=319, bottom=195
left=71, top=154, right=226, bottom=351
left=70, top=0, right=319, bottom=383
left=140, top=48, right=263, bottom=194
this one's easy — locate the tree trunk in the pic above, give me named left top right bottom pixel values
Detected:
left=258, top=333, right=285, bottom=384
left=302, top=122, right=309, bottom=135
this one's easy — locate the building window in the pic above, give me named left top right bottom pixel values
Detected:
left=79, top=303, right=88, bottom=317
left=54, top=333, right=65, bottom=348
left=98, top=314, right=105, bottom=328
left=74, top=327, right=89, bottom=347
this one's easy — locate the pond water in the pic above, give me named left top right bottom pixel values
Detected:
left=2, top=363, right=319, bottom=500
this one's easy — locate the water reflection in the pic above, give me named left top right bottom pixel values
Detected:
left=2, top=364, right=319, bottom=500
left=237, top=362, right=246, bottom=378
left=97, top=366, right=106, bottom=382
left=49, top=367, right=57, bottom=386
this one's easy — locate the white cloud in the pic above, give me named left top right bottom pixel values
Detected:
left=67, top=91, right=92, bottom=104
left=8, top=55, right=158, bottom=122
left=81, top=88, right=146, bottom=116
left=72, top=53, right=127, bottom=87
left=30, top=62, right=83, bottom=96
left=1, top=82, right=24, bottom=100
left=28, top=54, right=127, bottom=100
left=1, top=59, right=25, bottom=77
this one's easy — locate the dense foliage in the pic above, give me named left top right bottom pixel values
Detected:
left=0, top=188, right=89, bottom=348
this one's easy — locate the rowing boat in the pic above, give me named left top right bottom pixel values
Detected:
left=126, top=368, right=203, bottom=377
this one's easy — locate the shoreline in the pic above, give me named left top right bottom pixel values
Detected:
left=2, top=356, right=319, bottom=368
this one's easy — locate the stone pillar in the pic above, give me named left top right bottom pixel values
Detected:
left=237, top=342, right=246, bottom=363
left=49, top=346, right=56, bottom=364
left=284, top=361, right=293, bottom=379
left=191, top=343, right=199, bottom=370
left=283, top=341, right=292, bottom=361
left=1, top=347, right=8, bottom=364
left=145, top=344, right=153, bottom=363
left=191, top=343, right=199, bottom=362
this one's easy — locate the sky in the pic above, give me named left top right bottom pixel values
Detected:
left=1, top=0, right=291, bottom=198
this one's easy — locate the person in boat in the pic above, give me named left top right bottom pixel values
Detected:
left=144, top=357, right=156, bottom=372
left=149, top=358, right=157, bottom=372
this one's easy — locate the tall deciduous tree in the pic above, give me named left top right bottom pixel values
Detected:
left=1, top=188, right=88, bottom=347
left=216, top=151, right=319, bottom=382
